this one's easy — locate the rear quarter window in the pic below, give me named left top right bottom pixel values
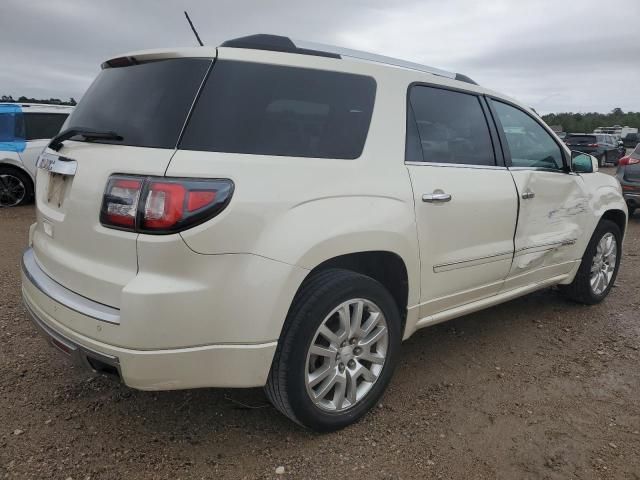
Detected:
left=179, top=60, right=377, bottom=159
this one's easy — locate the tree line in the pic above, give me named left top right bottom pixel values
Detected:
left=541, top=108, right=640, bottom=134
left=1, top=95, right=77, bottom=106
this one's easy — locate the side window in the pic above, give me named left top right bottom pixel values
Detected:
left=24, top=113, right=69, bottom=140
left=406, top=85, right=496, bottom=166
left=491, top=101, right=564, bottom=170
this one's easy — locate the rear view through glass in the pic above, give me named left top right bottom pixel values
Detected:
left=180, top=60, right=377, bottom=159
left=566, top=135, right=597, bottom=144
left=65, top=58, right=212, bottom=149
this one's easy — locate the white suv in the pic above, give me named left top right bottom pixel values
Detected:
left=21, top=35, right=627, bottom=431
left=0, top=103, right=72, bottom=206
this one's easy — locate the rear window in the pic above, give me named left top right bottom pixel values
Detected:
left=180, top=60, right=376, bottom=159
left=65, top=58, right=212, bottom=149
left=566, top=135, right=596, bottom=143
left=23, top=113, right=68, bottom=140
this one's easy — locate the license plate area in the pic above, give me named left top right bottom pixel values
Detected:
left=46, top=173, right=69, bottom=208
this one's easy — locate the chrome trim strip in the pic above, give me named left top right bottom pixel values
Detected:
left=434, top=251, right=513, bottom=273
left=514, top=239, right=577, bottom=256
left=293, top=39, right=457, bottom=79
left=36, top=152, right=77, bottom=176
left=508, top=166, right=567, bottom=174
left=21, top=248, right=120, bottom=324
left=23, top=299, right=121, bottom=376
left=405, top=161, right=506, bottom=170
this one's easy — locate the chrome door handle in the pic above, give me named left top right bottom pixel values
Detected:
left=422, top=192, right=452, bottom=203
left=522, top=191, right=535, bottom=200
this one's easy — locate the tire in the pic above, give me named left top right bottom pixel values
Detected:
left=598, top=154, right=606, bottom=168
left=265, top=268, right=401, bottom=432
left=0, top=167, right=33, bottom=207
left=559, top=219, right=622, bottom=304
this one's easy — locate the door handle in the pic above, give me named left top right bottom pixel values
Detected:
left=521, top=191, right=535, bottom=200
left=422, top=191, right=452, bottom=203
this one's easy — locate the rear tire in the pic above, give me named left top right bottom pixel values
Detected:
left=599, top=154, right=606, bottom=168
left=265, top=268, right=401, bottom=432
left=559, top=219, right=622, bottom=304
left=0, top=167, right=33, bottom=207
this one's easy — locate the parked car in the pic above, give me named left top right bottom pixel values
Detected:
left=0, top=103, right=72, bottom=206
left=622, top=132, right=639, bottom=149
left=21, top=34, right=628, bottom=432
left=616, top=144, right=640, bottom=216
left=564, top=133, right=623, bottom=167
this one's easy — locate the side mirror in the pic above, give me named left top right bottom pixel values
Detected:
left=571, top=151, right=598, bottom=173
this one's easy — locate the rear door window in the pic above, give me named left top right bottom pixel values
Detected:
left=405, top=85, right=496, bottom=166
left=179, top=60, right=377, bottom=159
left=23, top=113, right=68, bottom=140
left=65, top=58, right=212, bottom=149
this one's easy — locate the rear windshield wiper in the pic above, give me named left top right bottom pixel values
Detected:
left=49, top=127, right=123, bottom=151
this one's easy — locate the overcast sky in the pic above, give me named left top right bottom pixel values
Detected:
left=2, top=0, right=639, bottom=114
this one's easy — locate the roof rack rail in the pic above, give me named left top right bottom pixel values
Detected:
left=220, top=34, right=478, bottom=85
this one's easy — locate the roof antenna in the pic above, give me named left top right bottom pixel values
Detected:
left=184, top=11, right=204, bottom=46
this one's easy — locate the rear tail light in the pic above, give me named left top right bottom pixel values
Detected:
left=619, top=156, right=640, bottom=166
left=588, top=143, right=598, bottom=147
left=100, top=175, right=234, bottom=234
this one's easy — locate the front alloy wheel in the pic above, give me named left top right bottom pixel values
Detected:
left=559, top=219, right=622, bottom=304
left=589, top=232, right=617, bottom=296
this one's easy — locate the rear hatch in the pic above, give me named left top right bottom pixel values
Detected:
left=565, top=134, right=598, bottom=154
left=31, top=54, right=213, bottom=308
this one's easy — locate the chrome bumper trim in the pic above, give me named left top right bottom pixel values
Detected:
left=23, top=299, right=121, bottom=377
left=21, top=248, right=120, bottom=324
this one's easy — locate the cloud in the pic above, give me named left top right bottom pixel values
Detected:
left=1, top=0, right=639, bottom=113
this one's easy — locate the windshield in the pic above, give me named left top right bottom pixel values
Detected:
left=632, top=144, right=640, bottom=159
left=65, top=58, right=211, bottom=149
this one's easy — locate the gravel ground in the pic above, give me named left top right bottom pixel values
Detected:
left=1, top=178, right=639, bottom=479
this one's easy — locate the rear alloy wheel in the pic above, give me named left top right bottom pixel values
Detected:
left=265, top=269, right=401, bottom=432
left=560, top=220, right=622, bottom=304
left=0, top=168, right=32, bottom=207
left=305, top=298, right=389, bottom=412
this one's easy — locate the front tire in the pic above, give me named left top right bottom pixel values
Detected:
left=265, top=269, right=401, bottom=432
left=559, top=219, right=622, bottom=304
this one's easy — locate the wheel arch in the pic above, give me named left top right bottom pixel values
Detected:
left=600, top=209, right=627, bottom=238
left=0, top=158, right=35, bottom=184
left=310, top=251, right=409, bottom=327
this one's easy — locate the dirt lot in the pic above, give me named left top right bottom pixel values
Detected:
left=1, top=192, right=639, bottom=479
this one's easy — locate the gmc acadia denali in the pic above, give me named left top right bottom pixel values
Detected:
left=21, top=35, right=627, bottom=431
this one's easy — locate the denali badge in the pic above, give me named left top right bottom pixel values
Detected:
left=37, top=152, right=77, bottom=176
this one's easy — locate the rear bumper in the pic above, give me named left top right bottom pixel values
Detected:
left=20, top=247, right=300, bottom=389
left=623, top=192, right=640, bottom=207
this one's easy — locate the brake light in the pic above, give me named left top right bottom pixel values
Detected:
left=619, top=156, right=640, bottom=166
left=100, top=176, right=234, bottom=234
left=588, top=143, right=598, bottom=147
